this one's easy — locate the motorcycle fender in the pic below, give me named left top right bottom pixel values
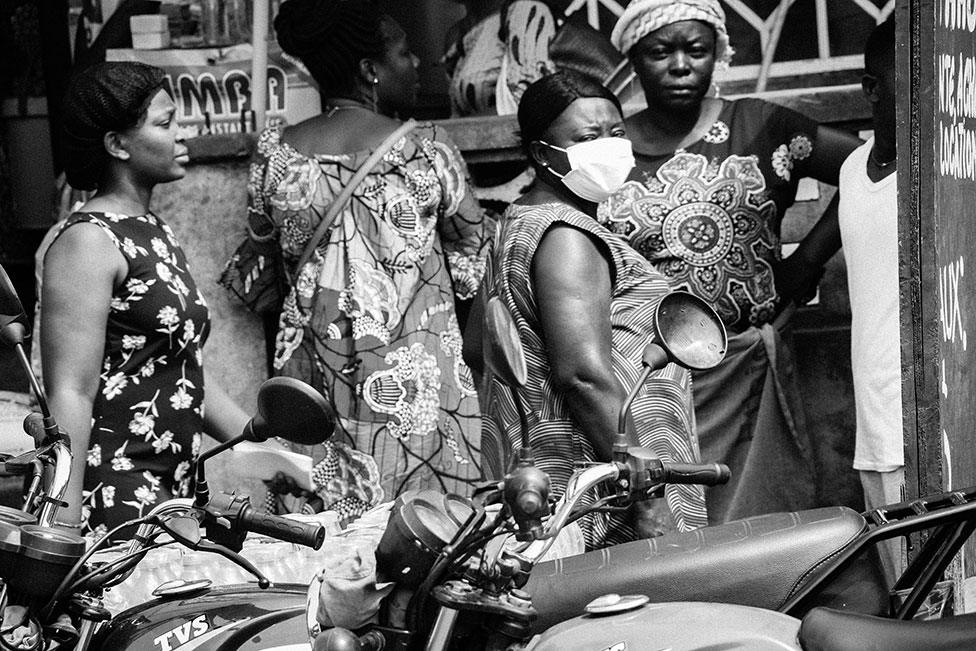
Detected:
left=91, top=584, right=311, bottom=651
left=526, top=601, right=802, bottom=651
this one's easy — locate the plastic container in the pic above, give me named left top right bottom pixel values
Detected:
left=181, top=548, right=255, bottom=586
left=180, top=550, right=212, bottom=584
left=201, top=0, right=227, bottom=45
left=147, top=546, right=184, bottom=587
left=93, top=551, right=131, bottom=612
left=240, top=543, right=281, bottom=583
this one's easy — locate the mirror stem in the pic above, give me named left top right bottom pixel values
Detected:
left=13, top=341, right=59, bottom=441
left=614, top=343, right=669, bottom=458
left=194, top=435, right=243, bottom=507
left=514, top=391, right=532, bottom=459
left=614, top=365, right=653, bottom=457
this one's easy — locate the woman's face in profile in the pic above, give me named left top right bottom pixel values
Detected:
left=535, top=97, right=626, bottom=174
left=630, top=19, right=716, bottom=113
left=374, top=17, right=421, bottom=115
left=119, top=89, right=188, bottom=186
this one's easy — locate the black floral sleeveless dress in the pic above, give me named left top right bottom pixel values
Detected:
left=50, top=212, right=210, bottom=539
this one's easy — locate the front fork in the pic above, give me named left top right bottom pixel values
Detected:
left=424, top=607, right=459, bottom=651
left=63, top=594, right=112, bottom=651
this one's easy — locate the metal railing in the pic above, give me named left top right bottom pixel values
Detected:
left=565, top=0, right=895, bottom=91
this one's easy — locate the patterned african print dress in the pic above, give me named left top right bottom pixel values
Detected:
left=222, top=123, right=490, bottom=514
left=481, top=202, right=706, bottom=550
left=600, top=97, right=821, bottom=523
left=48, top=212, right=209, bottom=539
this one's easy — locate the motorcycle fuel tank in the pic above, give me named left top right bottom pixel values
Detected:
left=527, top=600, right=801, bottom=651
left=92, top=584, right=311, bottom=651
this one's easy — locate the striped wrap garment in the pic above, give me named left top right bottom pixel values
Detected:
left=481, top=202, right=707, bottom=549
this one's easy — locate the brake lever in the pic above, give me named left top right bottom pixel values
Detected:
left=195, top=539, right=272, bottom=589
left=154, top=511, right=272, bottom=589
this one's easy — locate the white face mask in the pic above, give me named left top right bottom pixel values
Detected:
left=540, top=137, right=636, bottom=203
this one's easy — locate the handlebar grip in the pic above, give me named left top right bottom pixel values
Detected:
left=661, top=462, right=730, bottom=486
left=240, top=508, right=326, bottom=550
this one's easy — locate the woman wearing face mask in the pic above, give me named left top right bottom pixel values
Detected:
left=474, top=70, right=706, bottom=550
left=601, top=1, right=862, bottom=524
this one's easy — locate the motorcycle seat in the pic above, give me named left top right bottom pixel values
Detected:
left=526, top=506, right=888, bottom=631
left=799, top=607, right=976, bottom=651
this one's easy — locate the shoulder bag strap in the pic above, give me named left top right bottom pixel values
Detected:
left=293, top=119, right=418, bottom=275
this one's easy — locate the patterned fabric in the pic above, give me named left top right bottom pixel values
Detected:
left=481, top=202, right=706, bottom=550
left=599, top=98, right=818, bottom=332
left=610, top=0, right=732, bottom=64
left=600, top=97, right=820, bottom=524
left=443, top=1, right=556, bottom=116
left=222, top=122, right=490, bottom=504
left=49, top=212, right=209, bottom=539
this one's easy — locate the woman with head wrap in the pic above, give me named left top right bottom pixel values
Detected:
left=474, top=70, right=706, bottom=550
left=43, top=61, right=250, bottom=538
left=601, top=1, right=862, bottom=523
left=221, top=0, right=491, bottom=516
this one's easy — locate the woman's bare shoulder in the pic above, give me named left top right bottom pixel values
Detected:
left=282, top=112, right=403, bottom=156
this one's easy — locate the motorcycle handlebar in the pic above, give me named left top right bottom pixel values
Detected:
left=660, top=462, right=730, bottom=486
left=23, top=412, right=46, bottom=443
left=239, top=505, right=326, bottom=550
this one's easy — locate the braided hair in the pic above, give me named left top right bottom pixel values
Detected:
left=274, top=0, right=387, bottom=96
left=517, top=70, right=622, bottom=168
left=61, top=61, right=165, bottom=191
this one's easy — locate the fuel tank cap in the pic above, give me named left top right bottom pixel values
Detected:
left=584, top=593, right=650, bottom=615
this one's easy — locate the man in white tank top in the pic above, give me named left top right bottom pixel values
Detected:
left=837, top=17, right=903, bottom=586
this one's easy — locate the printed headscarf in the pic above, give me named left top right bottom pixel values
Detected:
left=610, top=0, right=732, bottom=65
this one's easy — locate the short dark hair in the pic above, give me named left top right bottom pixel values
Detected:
left=517, top=70, right=623, bottom=159
left=864, top=16, right=895, bottom=78
left=274, top=0, right=387, bottom=96
left=61, top=61, right=166, bottom=191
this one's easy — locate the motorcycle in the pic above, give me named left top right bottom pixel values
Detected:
left=0, top=262, right=330, bottom=650
left=4, top=255, right=975, bottom=650
left=311, top=294, right=976, bottom=651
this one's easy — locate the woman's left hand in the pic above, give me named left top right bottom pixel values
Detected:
left=773, top=255, right=826, bottom=309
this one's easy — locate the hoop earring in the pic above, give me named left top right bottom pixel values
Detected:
left=370, top=77, right=379, bottom=114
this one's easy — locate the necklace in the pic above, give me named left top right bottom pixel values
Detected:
left=870, top=147, right=896, bottom=168
left=323, top=98, right=373, bottom=118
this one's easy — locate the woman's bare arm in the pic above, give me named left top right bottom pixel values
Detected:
left=42, top=223, right=125, bottom=530
left=202, top=376, right=250, bottom=443
left=532, top=224, right=632, bottom=461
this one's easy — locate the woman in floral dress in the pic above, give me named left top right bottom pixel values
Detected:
left=602, top=1, right=862, bottom=523
left=43, top=62, right=249, bottom=539
left=222, top=0, right=490, bottom=515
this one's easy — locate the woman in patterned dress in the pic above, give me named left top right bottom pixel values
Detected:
left=222, top=0, right=491, bottom=516
left=42, top=62, right=250, bottom=539
left=476, top=70, right=706, bottom=550
left=602, top=1, right=863, bottom=523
